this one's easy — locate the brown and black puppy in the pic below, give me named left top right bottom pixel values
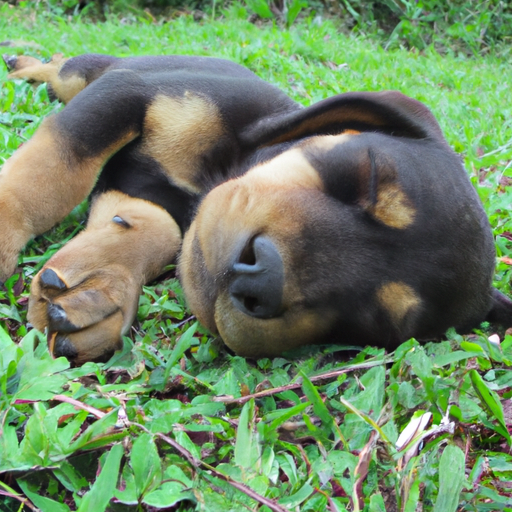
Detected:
left=2, top=53, right=511, bottom=363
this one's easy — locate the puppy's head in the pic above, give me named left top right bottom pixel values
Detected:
left=180, top=139, right=349, bottom=356
left=179, top=92, right=496, bottom=356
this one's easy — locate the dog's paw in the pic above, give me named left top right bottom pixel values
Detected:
left=48, top=311, right=125, bottom=365
left=26, top=191, right=182, bottom=364
left=28, top=265, right=138, bottom=364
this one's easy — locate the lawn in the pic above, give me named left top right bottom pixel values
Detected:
left=1, top=2, right=512, bottom=511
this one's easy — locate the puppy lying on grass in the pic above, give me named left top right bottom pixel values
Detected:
left=2, top=52, right=511, bottom=364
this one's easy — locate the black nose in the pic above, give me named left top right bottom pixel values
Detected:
left=229, top=236, right=284, bottom=318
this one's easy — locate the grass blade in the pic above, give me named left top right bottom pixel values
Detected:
left=469, top=369, right=512, bottom=444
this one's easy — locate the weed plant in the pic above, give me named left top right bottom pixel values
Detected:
left=1, top=3, right=512, bottom=511
left=7, top=0, right=512, bottom=55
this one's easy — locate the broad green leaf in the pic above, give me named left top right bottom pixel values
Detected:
left=488, top=453, right=512, bottom=472
left=286, top=0, right=307, bottom=26
left=143, top=484, right=195, bottom=508
left=131, top=433, right=163, bottom=497
left=234, top=399, right=260, bottom=469
left=433, top=444, right=466, bottom=512
left=211, top=367, right=241, bottom=396
left=403, top=476, right=420, bottom=512
left=301, top=372, right=333, bottom=439
left=71, top=409, right=126, bottom=451
left=460, top=341, right=486, bottom=354
left=13, top=331, right=70, bottom=401
left=114, top=462, right=138, bottom=505
left=77, top=443, right=124, bottom=512
left=143, top=465, right=194, bottom=508
left=0, top=324, right=14, bottom=348
left=17, top=479, right=71, bottom=512
left=407, top=348, right=436, bottom=402
left=53, top=460, right=88, bottom=493
left=0, top=424, right=21, bottom=472
left=19, top=403, right=51, bottom=468
left=345, top=366, right=385, bottom=419
left=164, top=322, right=199, bottom=383
left=338, top=397, right=390, bottom=445
left=54, top=410, right=89, bottom=452
left=433, top=350, right=485, bottom=367
left=468, top=454, right=486, bottom=486
left=469, top=370, right=511, bottom=444
left=174, top=431, right=201, bottom=460
left=266, top=401, right=310, bottom=430
left=278, top=481, right=314, bottom=507
left=244, top=0, right=273, bottom=18
left=277, top=452, right=299, bottom=487
left=369, top=493, right=386, bottom=512
left=260, top=445, right=278, bottom=481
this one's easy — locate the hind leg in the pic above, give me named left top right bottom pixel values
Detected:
left=4, top=52, right=119, bottom=103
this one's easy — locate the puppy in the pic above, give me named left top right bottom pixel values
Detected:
left=2, top=53, right=510, bottom=363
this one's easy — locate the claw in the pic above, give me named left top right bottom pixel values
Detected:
left=53, top=334, right=78, bottom=360
left=47, top=303, right=79, bottom=332
left=2, top=53, right=17, bottom=71
left=40, top=268, right=68, bottom=291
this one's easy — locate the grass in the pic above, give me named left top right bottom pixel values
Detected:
left=1, top=3, right=512, bottom=511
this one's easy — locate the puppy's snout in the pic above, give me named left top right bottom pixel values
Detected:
left=229, top=236, right=284, bottom=318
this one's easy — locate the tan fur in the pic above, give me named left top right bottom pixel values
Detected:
left=264, top=108, right=386, bottom=146
left=194, top=147, right=323, bottom=274
left=7, top=55, right=44, bottom=71
left=376, top=281, right=421, bottom=327
left=214, top=293, right=336, bottom=357
left=141, top=93, right=224, bottom=193
left=371, top=183, right=416, bottom=229
left=302, top=131, right=360, bottom=151
left=51, top=74, right=87, bottom=104
left=7, top=54, right=86, bottom=103
left=180, top=145, right=335, bottom=354
left=0, top=117, right=138, bottom=281
left=29, top=191, right=182, bottom=359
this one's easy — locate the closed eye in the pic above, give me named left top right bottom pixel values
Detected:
left=112, top=215, right=131, bottom=228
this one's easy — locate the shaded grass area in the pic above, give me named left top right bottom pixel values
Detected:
left=1, top=4, right=512, bottom=511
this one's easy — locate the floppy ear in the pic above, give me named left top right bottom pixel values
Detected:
left=240, top=90, right=446, bottom=147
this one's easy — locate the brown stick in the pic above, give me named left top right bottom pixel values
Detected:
left=52, top=394, right=106, bottom=419
left=212, top=358, right=388, bottom=405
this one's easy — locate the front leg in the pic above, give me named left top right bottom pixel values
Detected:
left=28, top=191, right=182, bottom=364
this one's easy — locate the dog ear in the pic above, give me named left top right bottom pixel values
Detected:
left=241, top=91, right=454, bottom=231
left=240, top=90, right=446, bottom=148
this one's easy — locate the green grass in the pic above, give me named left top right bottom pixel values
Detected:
left=1, top=4, right=512, bottom=511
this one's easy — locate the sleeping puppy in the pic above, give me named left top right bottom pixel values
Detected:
left=2, top=52, right=511, bottom=364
